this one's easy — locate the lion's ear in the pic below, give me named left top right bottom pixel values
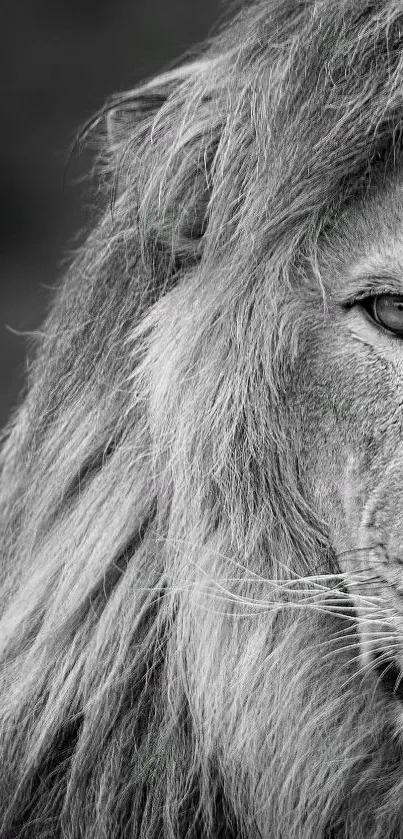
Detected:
left=106, top=62, right=206, bottom=150
left=105, top=92, right=167, bottom=149
left=105, top=58, right=216, bottom=263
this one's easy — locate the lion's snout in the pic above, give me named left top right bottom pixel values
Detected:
left=338, top=469, right=403, bottom=693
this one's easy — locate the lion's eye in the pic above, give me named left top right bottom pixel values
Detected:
left=364, top=294, right=403, bottom=336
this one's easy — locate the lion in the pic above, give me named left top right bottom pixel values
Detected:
left=3, top=0, right=403, bottom=836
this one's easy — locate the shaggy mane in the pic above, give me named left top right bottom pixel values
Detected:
left=2, top=1, right=403, bottom=837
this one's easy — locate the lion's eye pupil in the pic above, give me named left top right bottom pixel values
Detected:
left=372, top=294, right=403, bottom=335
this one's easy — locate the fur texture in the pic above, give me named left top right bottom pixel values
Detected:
left=3, top=1, right=403, bottom=836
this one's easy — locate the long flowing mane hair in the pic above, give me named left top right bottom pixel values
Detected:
left=2, top=1, right=403, bottom=837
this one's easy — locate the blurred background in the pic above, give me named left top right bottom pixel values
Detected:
left=1, top=0, right=223, bottom=430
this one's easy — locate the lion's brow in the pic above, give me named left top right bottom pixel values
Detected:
left=339, top=264, right=403, bottom=305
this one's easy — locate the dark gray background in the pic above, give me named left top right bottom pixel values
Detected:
left=1, top=0, right=223, bottom=430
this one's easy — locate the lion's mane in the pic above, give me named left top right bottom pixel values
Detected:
left=2, top=1, right=403, bottom=837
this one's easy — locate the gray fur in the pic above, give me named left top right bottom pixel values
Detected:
left=2, top=1, right=403, bottom=836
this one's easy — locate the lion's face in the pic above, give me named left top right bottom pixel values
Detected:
left=293, top=176, right=403, bottom=707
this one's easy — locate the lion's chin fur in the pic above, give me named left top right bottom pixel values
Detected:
left=3, top=0, right=403, bottom=836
